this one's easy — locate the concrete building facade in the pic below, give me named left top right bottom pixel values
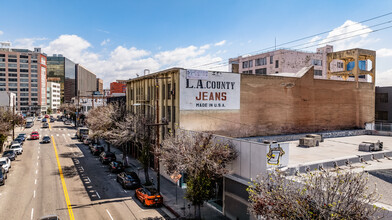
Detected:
left=46, top=82, right=61, bottom=112
left=0, top=91, right=16, bottom=111
left=76, top=64, right=97, bottom=98
left=97, top=78, right=103, bottom=94
left=0, top=48, right=47, bottom=115
left=110, top=80, right=127, bottom=94
left=229, top=45, right=369, bottom=82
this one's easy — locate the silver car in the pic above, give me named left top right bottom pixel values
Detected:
left=10, top=144, right=23, bottom=155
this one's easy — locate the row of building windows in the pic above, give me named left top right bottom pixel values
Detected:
left=130, top=82, right=176, bottom=101
left=0, top=73, right=38, bottom=77
left=243, top=56, right=274, bottom=69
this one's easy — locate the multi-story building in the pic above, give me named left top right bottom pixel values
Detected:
left=76, top=64, right=97, bottom=97
left=46, top=82, right=61, bottom=113
left=229, top=45, right=369, bottom=81
left=375, top=86, right=392, bottom=123
left=0, top=47, right=47, bottom=116
left=47, top=55, right=76, bottom=103
left=0, top=91, right=16, bottom=111
left=110, top=80, right=126, bottom=94
left=96, top=78, right=103, bottom=94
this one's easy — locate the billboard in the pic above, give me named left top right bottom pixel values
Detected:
left=179, top=69, right=240, bottom=110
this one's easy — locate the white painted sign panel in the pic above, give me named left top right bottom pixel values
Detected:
left=266, top=143, right=289, bottom=168
left=179, top=69, right=240, bottom=110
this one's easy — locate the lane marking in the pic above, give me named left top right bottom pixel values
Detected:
left=51, top=136, right=75, bottom=220
left=80, top=166, right=84, bottom=172
left=106, top=209, right=114, bottom=220
left=96, top=192, right=101, bottom=199
left=48, top=122, right=51, bottom=131
left=35, top=179, right=37, bottom=184
left=67, top=134, right=70, bottom=136
left=35, top=170, right=38, bottom=174
left=37, top=156, right=39, bottom=160
left=36, top=162, right=38, bottom=166
left=56, top=134, right=59, bottom=136
left=33, top=190, right=36, bottom=198
left=87, top=177, right=91, bottom=183
left=31, top=208, right=34, bottom=220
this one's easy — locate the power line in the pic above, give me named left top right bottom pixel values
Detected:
left=190, top=11, right=392, bottom=69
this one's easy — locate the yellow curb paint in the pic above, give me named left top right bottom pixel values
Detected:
left=51, top=136, right=75, bottom=220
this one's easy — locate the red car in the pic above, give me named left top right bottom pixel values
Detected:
left=135, top=187, right=163, bottom=207
left=44, top=115, right=50, bottom=118
left=30, top=131, right=39, bottom=140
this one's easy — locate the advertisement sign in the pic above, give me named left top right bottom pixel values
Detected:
left=179, top=69, right=240, bottom=110
left=266, top=143, right=289, bottom=168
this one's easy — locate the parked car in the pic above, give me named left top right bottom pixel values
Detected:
left=10, top=143, right=23, bottom=155
left=108, top=161, right=124, bottom=173
left=39, top=215, right=60, bottom=220
left=13, top=137, right=24, bottom=146
left=99, top=151, right=116, bottom=164
left=41, top=135, right=51, bottom=144
left=18, top=133, right=27, bottom=141
left=83, top=138, right=91, bottom=145
left=90, top=145, right=104, bottom=156
left=81, top=135, right=89, bottom=142
left=45, top=114, right=50, bottom=118
left=30, top=131, right=40, bottom=140
left=0, top=167, right=6, bottom=185
left=42, top=122, right=49, bottom=128
left=117, top=171, right=141, bottom=189
left=2, top=150, right=16, bottom=161
left=0, top=157, right=11, bottom=173
left=42, top=118, right=47, bottom=123
left=17, top=135, right=25, bottom=142
left=37, top=117, right=42, bottom=121
left=135, top=187, right=163, bottom=206
left=64, top=120, right=72, bottom=125
left=50, top=118, right=55, bottom=123
left=25, top=122, right=34, bottom=128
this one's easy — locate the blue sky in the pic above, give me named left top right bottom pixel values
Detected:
left=1, top=0, right=392, bottom=88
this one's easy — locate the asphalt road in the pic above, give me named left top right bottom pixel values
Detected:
left=0, top=117, right=168, bottom=220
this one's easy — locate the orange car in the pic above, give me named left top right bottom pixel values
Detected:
left=135, top=187, right=163, bottom=207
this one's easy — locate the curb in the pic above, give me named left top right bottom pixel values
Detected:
left=163, top=202, right=181, bottom=218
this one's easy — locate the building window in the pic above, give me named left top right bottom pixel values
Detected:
left=8, top=59, right=17, bottom=62
left=314, top=70, right=322, bottom=76
left=20, top=93, right=29, bottom=96
left=8, top=68, right=17, bottom=72
left=167, top=83, right=171, bottom=100
left=172, top=83, right=176, bottom=99
left=270, top=56, right=273, bottom=64
left=8, top=78, right=17, bottom=82
left=20, top=69, right=29, bottom=72
left=0, top=58, right=5, bottom=62
left=20, top=78, right=29, bottom=82
left=162, top=84, right=165, bottom=99
left=8, top=73, right=17, bottom=77
left=0, top=63, right=4, bottom=67
left=31, top=84, right=38, bottom=87
left=8, top=83, right=17, bottom=87
left=20, top=88, right=29, bottom=91
left=312, top=59, right=322, bottom=66
left=0, top=68, right=5, bottom=72
left=376, top=93, right=388, bottom=103
left=0, top=73, right=4, bottom=76
left=8, top=55, right=17, bottom=58
left=20, top=59, right=29, bottom=63
left=255, top=68, right=267, bottom=75
left=337, top=62, right=344, bottom=68
left=242, top=61, right=249, bottom=68
left=172, top=106, right=176, bottom=122
left=31, top=74, right=38, bottom=78
left=20, top=74, right=29, bottom=77
left=249, top=60, right=253, bottom=68
left=0, top=54, right=5, bottom=57
left=275, top=60, right=279, bottom=68
left=167, top=106, right=171, bottom=122
left=0, top=78, right=5, bottom=81
left=9, top=88, right=17, bottom=91
left=20, top=83, right=29, bottom=87
left=375, top=111, right=388, bottom=121
left=255, top=57, right=267, bottom=66
left=20, top=55, right=29, bottom=59
left=8, top=63, right=17, bottom=68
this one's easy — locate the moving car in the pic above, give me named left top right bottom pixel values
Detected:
left=18, top=133, right=27, bottom=141
left=37, top=117, right=42, bottom=121
left=30, top=131, right=40, bottom=140
left=50, top=118, right=55, bottom=123
left=76, top=127, right=89, bottom=139
left=2, top=150, right=16, bottom=161
left=45, top=114, right=50, bottom=118
left=90, top=145, right=104, bottom=156
left=42, top=118, right=47, bottom=123
left=10, top=143, right=23, bottom=155
left=108, top=161, right=124, bottom=173
left=25, top=122, right=34, bottom=128
left=135, top=187, right=163, bottom=206
left=116, top=171, right=141, bottom=189
left=0, top=157, right=11, bottom=173
left=99, top=151, right=116, bottom=164
left=42, top=135, right=51, bottom=144
left=42, top=122, right=49, bottom=128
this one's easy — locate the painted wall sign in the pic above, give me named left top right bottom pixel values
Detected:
left=186, top=69, right=208, bottom=79
left=180, top=69, right=240, bottom=110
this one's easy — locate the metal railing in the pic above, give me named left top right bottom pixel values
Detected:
left=375, top=122, right=392, bottom=131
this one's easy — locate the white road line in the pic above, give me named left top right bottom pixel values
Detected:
left=96, top=192, right=101, bottom=199
left=35, top=179, right=37, bottom=184
left=124, top=190, right=127, bottom=193
left=35, top=170, right=38, bottom=174
left=33, top=190, right=36, bottom=198
left=106, top=209, right=114, bottom=220
left=87, top=177, right=91, bottom=183
left=30, top=208, right=34, bottom=220
left=67, top=134, right=70, bottom=136
left=36, top=162, right=38, bottom=166
left=37, top=156, right=39, bottom=160
left=80, top=166, right=84, bottom=171
left=62, top=134, right=65, bottom=136
left=56, top=134, right=59, bottom=136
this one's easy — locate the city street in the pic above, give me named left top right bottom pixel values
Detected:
left=0, top=118, right=168, bottom=220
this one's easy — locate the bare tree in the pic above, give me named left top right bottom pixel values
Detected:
left=0, top=108, right=24, bottom=151
left=248, top=169, right=387, bottom=219
left=160, top=129, right=238, bottom=218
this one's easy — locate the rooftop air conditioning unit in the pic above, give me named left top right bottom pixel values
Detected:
left=299, top=137, right=318, bottom=148
left=305, top=134, right=323, bottom=143
left=359, top=141, right=383, bottom=152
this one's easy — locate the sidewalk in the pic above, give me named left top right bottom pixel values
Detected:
left=107, top=145, right=227, bottom=219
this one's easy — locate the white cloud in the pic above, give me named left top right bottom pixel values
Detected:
left=31, top=34, right=224, bottom=88
left=100, top=39, right=110, bottom=46
left=319, top=20, right=376, bottom=51
left=376, top=68, right=392, bottom=86
left=13, top=37, right=47, bottom=50
left=309, top=36, right=321, bottom=43
left=0, top=30, right=3, bottom=35
left=377, top=48, right=392, bottom=57
left=214, top=40, right=226, bottom=46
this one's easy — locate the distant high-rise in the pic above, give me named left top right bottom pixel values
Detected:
left=110, top=80, right=126, bottom=94
left=0, top=48, right=47, bottom=115
left=47, top=55, right=76, bottom=103
left=76, top=64, right=97, bottom=98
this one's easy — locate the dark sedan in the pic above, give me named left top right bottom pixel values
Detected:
left=13, top=138, right=24, bottom=146
left=0, top=167, right=6, bottom=185
left=116, top=171, right=141, bottom=189
left=108, top=161, right=124, bottom=173
left=99, top=151, right=116, bottom=164
left=41, top=135, right=51, bottom=144
left=2, top=150, right=16, bottom=161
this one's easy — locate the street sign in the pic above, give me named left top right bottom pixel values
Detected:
left=170, top=173, right=182, bottom=183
